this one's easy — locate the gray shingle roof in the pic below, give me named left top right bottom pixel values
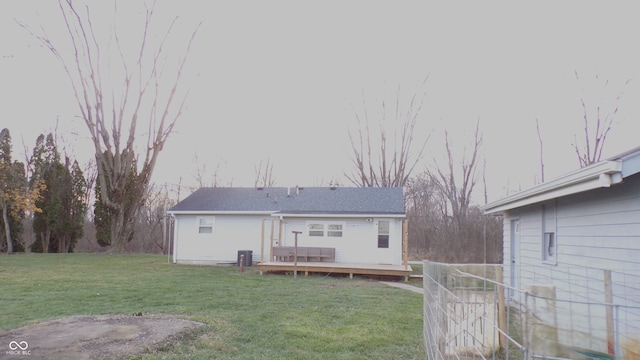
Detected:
left=169, top=187, right=405, bottom=215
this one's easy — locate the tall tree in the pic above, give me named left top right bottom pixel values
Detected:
left=26, top=1, right=200, bottom=250
left=0, top=129, right=43, bottom=253
left=431, top=120, right=483, bottom=229
left=30, top=134, right=58, bottom=253
left=93, top=156, right=140, bottom=248
left=30, top=134, right=87, bottom=253
left=56, top=158, right=87, bottom=253
left=346, top=81, right=429, bottom=187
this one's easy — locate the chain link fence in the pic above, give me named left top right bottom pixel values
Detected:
left=423, top=261, right=640, bottom=360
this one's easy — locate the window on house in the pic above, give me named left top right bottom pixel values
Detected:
left=198, top=217, right=214, bottom=234
left=378, top=220, right=390, bottom=248
left=308, top=223, right=324, bottom=237
left=307, top=222, right=345, bottom=237
left=327, top=224, right=343, bottom=237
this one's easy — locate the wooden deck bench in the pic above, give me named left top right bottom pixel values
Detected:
left=272, top=246, right=335, bottom=263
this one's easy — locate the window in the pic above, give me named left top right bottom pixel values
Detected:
left=377, top=220, right=390, bottom=248
left=307, top=222, right=345, bottom=237
left=198, top=217, right=214, bottom=234
left=309, top=223, right=324, bottom=237
left=327, top=224, right=343, bottom=237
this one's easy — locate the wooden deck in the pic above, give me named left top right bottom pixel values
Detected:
left=258, top=261, right=412, bottom=280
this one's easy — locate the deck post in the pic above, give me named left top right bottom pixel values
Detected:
left=292, top=231, right=302, bottom=279
left=270, top=219, right=275, bottom=261
left=260, top=219, right=265, bottom=263
left=403, top=220, right=409, bottom=270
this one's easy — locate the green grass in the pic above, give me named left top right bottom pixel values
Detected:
left=0, top=254, right=424, bottom=359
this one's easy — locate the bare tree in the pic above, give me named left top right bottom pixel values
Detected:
left=23, top=1, right=200, bottom=250
left=346, top=80, right=430, bottom=187
left=192, top=154, right=227, bottom=189
left=431, top=119, right=483, bottom=228
left=254, top=158, right=275, bottom=188
left=572, top=71, right=630, bottom=167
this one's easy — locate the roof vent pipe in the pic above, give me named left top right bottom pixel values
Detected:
left=287, top=187, right=291, bottom=197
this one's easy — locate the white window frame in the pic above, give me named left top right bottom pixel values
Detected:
left=327, top=223, right=344, bottom=237
left=308, top=223, right=325, bottom=237
left=377, top=220, right=390, bottom=249
left=306, top=221, right=345, bottom=238
left=197, top=216, right=214, bottom=235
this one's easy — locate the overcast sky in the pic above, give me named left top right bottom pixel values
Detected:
left=1, top=1, right=639, bottom=203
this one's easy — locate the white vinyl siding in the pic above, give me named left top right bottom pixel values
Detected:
left=174, top=214, right=268, bottom=264
left=283, top=218, right=403, bottom=265
left=504, top=173, right=640, bottom=301
left=174, top=215, right=405, bottom=266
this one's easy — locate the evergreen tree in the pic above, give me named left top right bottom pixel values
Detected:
left=30, top=134, right=87, bottom=253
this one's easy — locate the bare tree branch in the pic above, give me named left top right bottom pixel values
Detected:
left=535, top=118, right=544, bottom=183
left=431, top=119, right=483, bottom=228
left=346, top=78, right=430, bottom=187
left=572, top=70, right=629, bottom=167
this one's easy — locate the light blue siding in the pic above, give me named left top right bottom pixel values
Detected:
left=502, top=174, right=640, bottom=352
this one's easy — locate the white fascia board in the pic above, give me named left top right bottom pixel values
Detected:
left=167, top=211, right=277, bottom=216
left=274, top=213, right=406, bottom=219
left=482, top=160, right=623, bottom=214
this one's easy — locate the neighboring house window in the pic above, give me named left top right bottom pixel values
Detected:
left=378, top=220, right=390, bottom=248
left=541, top=202, right=557, bottom=265
left=307, top=222, right=345, bottom=237
left=198, top=217, right=214, bottom=234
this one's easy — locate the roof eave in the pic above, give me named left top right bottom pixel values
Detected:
left=274, top=212, right=406, bottom=219
left=481, top=160, right=623, bottom=214
left=168, top=210, right=277, bottom=216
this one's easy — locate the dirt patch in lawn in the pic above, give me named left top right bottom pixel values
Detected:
left=0, top=314, right=205, bottom=360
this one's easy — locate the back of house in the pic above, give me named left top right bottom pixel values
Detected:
left=167, top=186, right=406, bottom=266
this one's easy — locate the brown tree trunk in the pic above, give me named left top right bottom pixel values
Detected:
left=2, top=203, right=12, bottom=253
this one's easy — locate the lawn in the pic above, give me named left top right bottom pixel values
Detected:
left=0, top=254, right=424, bottom=359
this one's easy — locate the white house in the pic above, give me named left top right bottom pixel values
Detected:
left=167, top=186, right=407, bottom=268
left=481, top=146, right=640, bottom=358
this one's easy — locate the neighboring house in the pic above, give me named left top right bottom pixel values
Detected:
left=481, top=146, right=640, bottom=357
left=167, top=186, right=407, bottom=268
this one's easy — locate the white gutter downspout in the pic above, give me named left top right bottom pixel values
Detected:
left=172, top=214, right=179, bottom=264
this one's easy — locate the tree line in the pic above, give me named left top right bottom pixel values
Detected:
left=1, top=129, right=85, bottom=253
left=7, top=2, right=624, bottom=263
left=0, top=128, right=174, bottom=254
